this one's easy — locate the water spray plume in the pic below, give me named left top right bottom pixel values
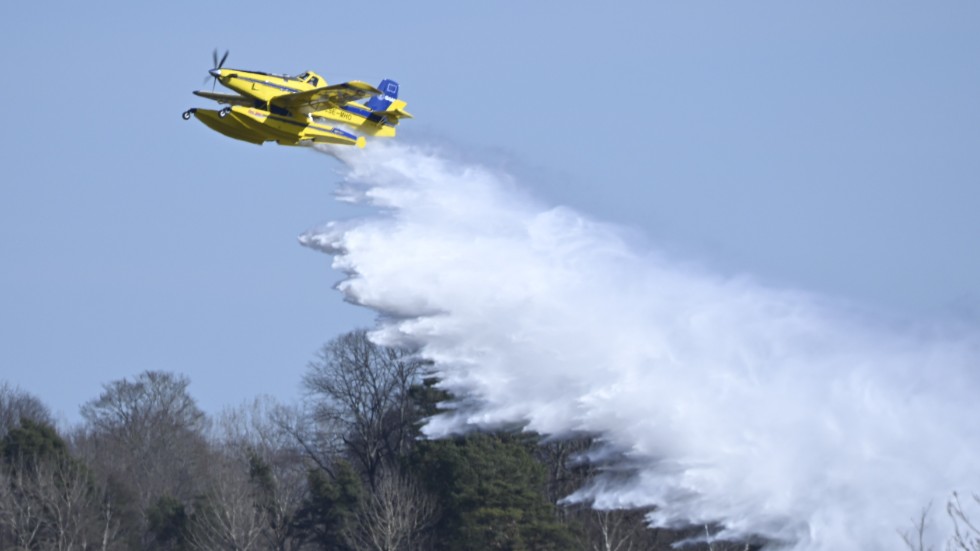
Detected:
left=301, top=141, right=980, bottom=550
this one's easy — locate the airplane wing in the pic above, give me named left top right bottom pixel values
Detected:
left=193, top=90, right=253, bottom=106
left=272, top=81, right=381, bottom=115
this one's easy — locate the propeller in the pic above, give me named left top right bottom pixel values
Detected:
left=205, top=49, right=230, bottom=91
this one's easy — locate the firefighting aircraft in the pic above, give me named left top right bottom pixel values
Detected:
left=182, top=50, right=412, bottom=148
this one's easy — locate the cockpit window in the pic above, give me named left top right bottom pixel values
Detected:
left=297, top=72, right=310, bottom=80
left=309, top=76, right=319, bottom=87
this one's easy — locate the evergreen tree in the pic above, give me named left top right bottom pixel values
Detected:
left=147, top=495, right=190, bottom=550
left=410, top=431, right=580, bottom=550
left=293, top=460, right=362, bottom=549
left=1, top=418, right=67, bottom=464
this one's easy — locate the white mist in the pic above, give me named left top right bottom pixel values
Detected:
left=301, top=142, right=980, bottom=550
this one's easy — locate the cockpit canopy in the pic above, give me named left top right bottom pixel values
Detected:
left=296, top=71, right=322, bottom=87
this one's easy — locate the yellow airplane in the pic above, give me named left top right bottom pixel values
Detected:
left=182, top=50, right=412, bottom=148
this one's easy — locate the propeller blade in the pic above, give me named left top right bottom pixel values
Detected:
left=207, top=49, right=229, bottom=92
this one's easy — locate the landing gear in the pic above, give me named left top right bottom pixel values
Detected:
left=219, top=107, right=231, bottom=118
left=182, top=109, right=195, bottom=120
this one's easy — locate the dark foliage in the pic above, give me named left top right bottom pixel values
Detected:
left=293, top=461, right=362, bottom=549
left=1, top=418, right=67, bottom=465
left=410, top=431, right=580, bottom=550
left=147, top=495, right=190, bottom=550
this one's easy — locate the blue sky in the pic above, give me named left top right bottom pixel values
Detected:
left=2, top=1, right=978, bottom=422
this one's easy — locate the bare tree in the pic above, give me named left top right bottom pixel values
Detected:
left=586, top=508, right=649, bottom=551
left=37, top=456, right=121, bottom=550
left=0, top=459, right=45, bottom=549
left=900, top=504, right=935, bottom=551
left=214, top=398, right=310, bottom=550
left=38, top=458, right=90, bottom=550
left=80, top=371, right=207, bottom=441
left=948, top=492, right=980, bottom=551
left=900, top=495, right=980, bottom=551
left=345, top=465, right=437, bottom=551
left=186, top=453, right=268, bottom=551
left=270, top=401, right=344, bottom=476
left=78, top=371, right=211, bottom=544
left=303, top=330, right=427, bottom=487
left=0, top=453, right=121, bottom=550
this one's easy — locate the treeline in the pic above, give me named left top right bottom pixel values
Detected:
left=0, top=330, right=757, bottom=550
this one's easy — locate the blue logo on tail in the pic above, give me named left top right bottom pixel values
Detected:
left=379, top=79, right=399, bottom=99
left=366, top=79, right=399, bottom=112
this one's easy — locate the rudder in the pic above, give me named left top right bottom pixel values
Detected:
left=366, top=79, right=400, bottom=112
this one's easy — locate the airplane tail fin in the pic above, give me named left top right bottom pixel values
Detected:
left=366, top=79, right=413, bottom=124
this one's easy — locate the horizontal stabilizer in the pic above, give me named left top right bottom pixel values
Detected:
left=376, top=107, right=413, bottom=123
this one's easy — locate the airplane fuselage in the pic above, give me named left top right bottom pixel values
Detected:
left=186, top=62, right=409, bottom=147
left=209, top=68, right=396, bottom=137
left=211, top=68, right=315, bottom=103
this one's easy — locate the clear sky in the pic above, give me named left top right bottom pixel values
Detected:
left=2, top=1, right=978, bottom=423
